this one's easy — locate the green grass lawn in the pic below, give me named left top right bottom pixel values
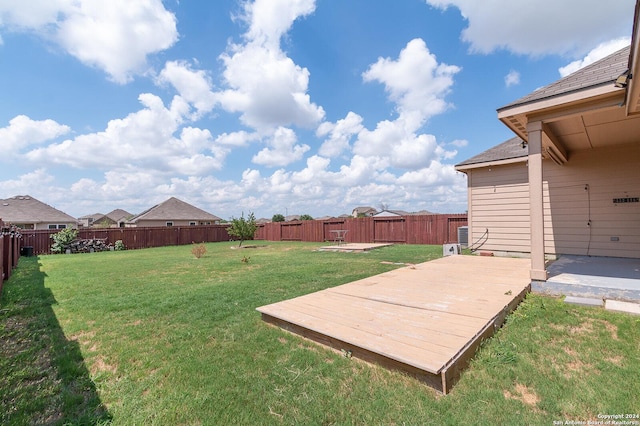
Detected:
left=1, top=242, right=638, bottom=425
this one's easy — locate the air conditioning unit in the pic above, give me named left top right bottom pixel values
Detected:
left=443, top=243, right=461, bottom=256
left=457, top=226, right=468, bottom=248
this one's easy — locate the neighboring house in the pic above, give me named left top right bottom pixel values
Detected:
left=106, top=209, right=132, bottom=227
left=79, top=209, right=133, bottom=228
left=352, top=206, right=377, bottom=217
left=373, top=209, right=411, bottom=217
left=125, top=197, right=222, bottom=227
left=456, top=4, right=640, bottom=281
left=284, top=215, right=301, bottom=222
left=78, top=213, right=105, bottom=228
left=0, top=195, right=78, bottom=230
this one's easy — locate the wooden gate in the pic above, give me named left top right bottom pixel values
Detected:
left=373, top=218, right=406, bottom=243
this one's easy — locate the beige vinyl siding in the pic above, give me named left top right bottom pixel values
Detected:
left=544, top=142, right=640, bottom=258
left=467, top=162, right=531, bottom=253
left=467, top=142, right=640, bottom=258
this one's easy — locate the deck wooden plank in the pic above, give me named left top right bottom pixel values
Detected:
left=256, top=254, right=531, bottom=393
left=327, top=284, right=521, bottom=319
left=260, top=302, right=452, bottom=372
left=260, top=290, right=488, bottom=338
left=276, top=292, right=483, bottom=348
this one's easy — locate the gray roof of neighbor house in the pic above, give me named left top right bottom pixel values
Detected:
left=79, top=213, right=105, bottom=221
left=127, top=197, right=221, bottom=223
left=499, top=45, right=630, bottom=112
left=106, top=209, right=132, bottom=221
left=374, top=209, right=411, bottom=216
left=352, top=206, right=377, bottom=214
left=455, top=136, right=528, bottom=168
left=0, top=195, right=78, bottom=225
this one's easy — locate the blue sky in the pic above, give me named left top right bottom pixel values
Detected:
left=0, top=0, right=635, bottom=220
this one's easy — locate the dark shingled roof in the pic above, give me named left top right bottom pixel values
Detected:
left=0, top=195, right=77, bottom=224
left=455, top=136, right=527, bottom=168
left=498, top=45, right=630, bottom=112
left=127, top=197, right=221, bottom=223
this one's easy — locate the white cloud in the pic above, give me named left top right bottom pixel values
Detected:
left=0, top=0, right=72, bottom=30
left=426, top=0, right=634, bottom=57
left=449, top=139, right=468, bottom=148
left=157, top=60, right=217, bottom=117
left=350, top=38, right=461, bottom=172
left=559, top=37, right=631, bottom=77
left=504, top=70, right=520, bottom=87
left=0, top=168, right=55, bottom=195
left=0, top=115, right=70, bottom=156
left=215, top=0, right=324, bottom=131
left=363, top=38, right=460, bottom=124
left=215, top=130, right=261, bottom=147
left=242, top=0, right=316, bottom=50
left=24, top=94, right=225, bottom=176
left=252, top=127, right=310, bottom=167
left=0, top=0, right=178, bottom=83
left=217, top=44, right=324, bottom=131
left=317, top=112, right=364, bottom=157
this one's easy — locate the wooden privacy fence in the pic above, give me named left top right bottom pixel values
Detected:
left=255, top=214, right=467, bottom=245
left=13, top=213, right=467, bottom=257
left=20, top=225, right=231, bottom=255
left=1, top=221, right=22, bottom=293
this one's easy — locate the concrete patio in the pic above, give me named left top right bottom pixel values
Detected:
left=532, top=255, right=640, bottom=303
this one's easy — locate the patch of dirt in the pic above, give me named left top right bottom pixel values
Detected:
left=504, top=383, right=540, bottom=408
left=297, top=342, right=320, bottom=353
left=563, top=348, right=583, bottom=373
left=91, top=355, right=118, bottom=375
left=568, top=319, right=594, bottom=335
left=606, top=355, right=623, bottom=366
left=69, top=330, right=96, bottom=346
left=600, top=319, right=619, bottom=340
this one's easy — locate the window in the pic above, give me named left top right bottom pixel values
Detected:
left=189, top=221, right=196, bottom=226
left=166, top=222, right=174, bottom=227
left=48, top=224, right=66, bottom=229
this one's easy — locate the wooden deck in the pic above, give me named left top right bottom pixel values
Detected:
left=257, top=255, right=531, bottom=394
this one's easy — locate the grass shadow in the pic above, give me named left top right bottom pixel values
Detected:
left=0, top=256, right=111, bottom=425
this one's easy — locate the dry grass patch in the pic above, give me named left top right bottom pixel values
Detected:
left=504, top=383, right=541, bottom=408
left=90, top=355, right=118, bottom=375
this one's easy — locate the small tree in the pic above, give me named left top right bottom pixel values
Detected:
left=272, top=213, right=285, bottom=222
left=299, top=214, right=313, bottom=221
left=191, top=243, right=207, bottom=258
left=228, top=212, right=258, bottom=247
left=50, top=228, right=78, bottom=253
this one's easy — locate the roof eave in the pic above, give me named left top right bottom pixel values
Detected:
left=626, top=1, right=640, bottom=116
left=455, top=155, right=528, bottom=172
left=497, top=84, right=625, bottom=141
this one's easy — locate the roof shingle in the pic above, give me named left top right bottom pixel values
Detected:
left=455, top=137, right=527, bottom=168
left=0, top=195, right=77, bottom=224
left=498, top=45, right=630, bottom=112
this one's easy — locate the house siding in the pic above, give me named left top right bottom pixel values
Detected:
left=467, top=142, right=640, bottom=258
left=467, top=162, right=530, bottom=254
left=545, top=143, right=640, bottom=258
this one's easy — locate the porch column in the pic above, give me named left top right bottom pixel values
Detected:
left=527, top=121, right=548, bottom=281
